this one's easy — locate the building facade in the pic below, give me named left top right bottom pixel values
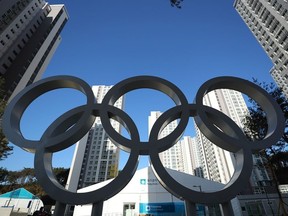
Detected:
left=73, top=166, right=225, bottom=216
left=195, top=89, right=241, bottom=184
left=148, top=111, right=199, bottom=175
left=180, top=136, right=204, bottom=178
left=0, top=0, right=68, bottom=101
left=73, top=167, right=288, bottom=215
left=66, top=85, right=124, bottom=192
left=0, top=188, right=44, bottom=215
left=234, top=0, right=288, bottom=97
left=178, top=136, right=202, bottom=176
left=148, top=111, right=181, bottom=171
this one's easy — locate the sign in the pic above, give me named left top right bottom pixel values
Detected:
left=139, top=202, right=185, bottom=214
left=140, top=178, right=158, bottom=186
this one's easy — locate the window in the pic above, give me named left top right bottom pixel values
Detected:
left=8, top=57, right=13, bottom=63
left=2, top=64, right=8, bottom=70
left=274, top=47, right=279, bottom=54
left=282, top=9, right=288, bottom=17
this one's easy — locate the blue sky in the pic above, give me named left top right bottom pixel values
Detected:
left=2, top=0, right=275, bottom=171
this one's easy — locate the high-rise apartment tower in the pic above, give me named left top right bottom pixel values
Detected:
left=148, top=111, right=199, bottom=175
left=0, top=0, right=68, bottom=101
left=66, top=85, right=124, bottom=191
left=195, top=89, right=270, bottom=190
left=234, top=0, right=288, bottom=97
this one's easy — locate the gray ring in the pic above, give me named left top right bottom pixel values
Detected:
left=100, top=75, right=189, bottom=155
left=149, top=104, right=253, bottom=204
left=2, top=76, right=95, bottom=152
left=35, top=104, right=139, bottom=204
left=2, top=75, right=284, bottom=207
left=195, top=76, right=285, bottom=152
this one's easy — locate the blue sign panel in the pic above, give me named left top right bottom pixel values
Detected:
left=140, top=202, right=181, bottom=213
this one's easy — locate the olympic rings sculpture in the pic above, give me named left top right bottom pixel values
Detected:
left=2, top=75, right=285, bottom=206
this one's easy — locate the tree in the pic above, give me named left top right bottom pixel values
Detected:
left=18, top=168, right=36, bottom=185
left=0, top=133, right=13, bottom=160
left=0, top=167, right=70, bottom=197
left=242, top=79, right=288, bottom=213
left=242, top=79, right=288, bottom=157
left=7, top=171, right=21, bottom=186
left=0, top=167, right=8, bottom=183
left=0, top=77, right=13, bottom=160
left=54, top=167, right=70, bottom=187
left=170, top=0, right=183, bottom=8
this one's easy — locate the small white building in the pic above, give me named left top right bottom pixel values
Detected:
left=73, top=167, right=288, bottom=216
left=0, top=188, right=43, bottom=215
left=73, top=166, right=228, bottom=216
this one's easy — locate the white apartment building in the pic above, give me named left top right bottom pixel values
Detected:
left=148, top=111, right=198, bottom=175
left=66, top=85, right=124, bottom=192
left=234, top=0, right=288, bottom=97
left=179, top=136, right=203, bottom=177
left=0, top=0, right=68, bottom=101
left=195, top=89, right=270, bottom=190
left=196, top=89, right=245, bottom=184
left=148, top=111, right=180, bottom=171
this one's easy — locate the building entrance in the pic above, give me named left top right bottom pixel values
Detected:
left=123, top=203, right=136, bottom=216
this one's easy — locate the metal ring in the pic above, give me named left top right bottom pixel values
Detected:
left=2, top=76, right=95, bottom=152
left=2, top=75, right=285, bottom=206
left=149, top=104, right=253, bottom=203
left=100, top=76, right=189, bottom=155
left=36, top=104, right=139, bottom=204
left=195, top=76, right=285, bottom=151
